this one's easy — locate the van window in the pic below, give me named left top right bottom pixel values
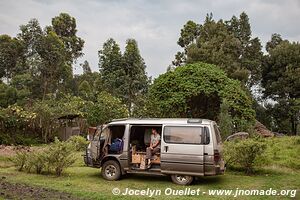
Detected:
left=213, top=124, right=222, bottom=144
left=164, top=126, right=207, bottom=144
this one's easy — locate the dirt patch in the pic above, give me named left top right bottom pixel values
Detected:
left=0, top=177, right=83, bottom=200
left=0, top=145, right=31, bottom=157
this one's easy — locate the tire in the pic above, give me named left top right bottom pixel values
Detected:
left=101, top=160, right=121, bottom=181
left=171, top=174, right=194, bottom=185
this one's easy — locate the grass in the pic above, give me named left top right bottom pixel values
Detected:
left=0, top=137, right=300, bottom=199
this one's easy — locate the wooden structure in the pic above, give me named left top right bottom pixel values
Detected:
left=58, top=114, right=81, bottom=141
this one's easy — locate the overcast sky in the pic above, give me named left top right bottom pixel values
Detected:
left=1, top=0, right=300, bottom=77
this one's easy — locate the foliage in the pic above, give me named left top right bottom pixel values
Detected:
left=264, top=136, right=300, bottom=170
left=12, top=138, right=77, bottom=176
left=31, top=95, right=90, bottom=142
left=148, top=62, right=255, bottom=131
left=0, top=105, right=36, bottom=135
left=11, top=150, right=30, bottom=171
left=262, top=38, right=300, bottom=135
left=218, top=100, right=233, bottom=139
left=98, top=38, right=124, bottom=97
left=224, top=138, right=267, bottom=174
left=0, top=34, right=24, bottom=80
left=51, top=13, right=84, bottom=64
left=174, top=12, right=263, bottom=87
left=78, top=80, right=92, bottom=100
left=46, top=138, right=77, bottom=176
left=98, top=38, right=149, bottom=115
left=86, top=91, right=128, bottom=126
left=67, top=135, right=89, bottom=151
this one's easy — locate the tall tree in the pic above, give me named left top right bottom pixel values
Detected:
left=81, top=60, right=92, bottom=74
left=262, top=38, right=300, bottom=135
left=173, top=12, right=263, bottom=87
left=0, top=35, right=24, bottom=81
left=98, top=38, right=149, bottom=115
left=36, top=31, right=67, bottom=99
left=98, top=38, right=124, bottom=97
left=123, top=39, right=149, bottom=114
left=51, top=13, right=84, bottom=65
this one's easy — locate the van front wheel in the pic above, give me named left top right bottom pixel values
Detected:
left=171, top=175, right=194, bottom=185
left=101, top=160, right=121, bottom=181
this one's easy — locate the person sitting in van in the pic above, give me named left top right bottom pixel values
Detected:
left=146, top=128, right=161, bottom=167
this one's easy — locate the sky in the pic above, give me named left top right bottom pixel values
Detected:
left=0, top=0, right=300, bottom=78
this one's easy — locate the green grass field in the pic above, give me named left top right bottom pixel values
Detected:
left=0, top=137, right=299, bottom=199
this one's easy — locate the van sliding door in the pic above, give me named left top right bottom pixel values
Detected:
left=161, top=125, right=206, bottom=176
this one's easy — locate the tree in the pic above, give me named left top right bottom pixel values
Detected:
left=98, top=38, right=149, bottom=115
left=78, top=80, right=92, bottom=100
left=98, top=38, right=124, bottom=97
left=0, top=83, right=17, bottom=107
left=266, top=33, right=284, bottom=52
left=36, top=31, right=67, bottom=99
left=262, top=39, right=300, bottom=135
left=123, top=39, right=149, bottom=114
left=148, top=62, right=255, bottom=131
left=81, top=60, right=92, bottom=74
left=0, top=35, right=24, bottom=81
left=173, top=12, right=263, bottom=87
left=51, top=13, right=84, bottom=65
left=86, top=91, right=128, bottom=126
left=219, top=100, right=234, bottom=139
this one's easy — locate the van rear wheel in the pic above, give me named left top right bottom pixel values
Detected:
left=171, top=175, right=194, bottom=185
left=101, top=160, right=121, bottom=181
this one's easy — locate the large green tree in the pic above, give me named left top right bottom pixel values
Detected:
left=148, top=62, right=255, bottom=131
left=51, top=13, right=84, bottom=65
left=174, top=12, right=263, bottom=87
left=98, top=38, right=149, bottom=115
left=122, top=39, right=149, bottom=114
left=0, top=35, right=24, bottom=81
left=262, top=36, right=300, bottom=135
left=98, top=38, right=124, bottom=97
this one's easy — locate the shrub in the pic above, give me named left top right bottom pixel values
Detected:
left=12, top=138, right=78, bottom=176
left=46, top=138, right=76, bottom=176
left=224, top=138, right=267, bottom=174
left=29, top=150, right=48, bottom=174
left=11, top=150, right=29, bottom=171
left=67, top=135, right=89, bottom=151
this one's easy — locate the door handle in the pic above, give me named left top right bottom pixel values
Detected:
left=164, top=146, right=169, bottom=152
left=204, top=153, right=208, bottom=155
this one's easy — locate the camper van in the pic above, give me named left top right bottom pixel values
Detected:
left=84, top=118, right=225, bottom=185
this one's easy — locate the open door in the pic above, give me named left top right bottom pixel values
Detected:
left=160, top=125, right=207, bottom=176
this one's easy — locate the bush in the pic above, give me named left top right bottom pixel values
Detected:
left=224, top=138, right=267, bottom=174
left=28, top=150, right=48, bottom=174
left=67, top=135, right=89, bottom=151
left=11, top=150, right=30, bottom=171
left=45, top=138, right=76, bottom=176
left=12, top=138, right=77, bottom=176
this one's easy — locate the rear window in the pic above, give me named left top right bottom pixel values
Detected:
left=213, top=124, right=222, bottom=144
left=163, top=126, right=209, bottom=145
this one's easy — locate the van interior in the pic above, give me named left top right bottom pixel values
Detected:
left=129, top=125, right=162, bottom=169
left=103, top=124, right=162, bottom=170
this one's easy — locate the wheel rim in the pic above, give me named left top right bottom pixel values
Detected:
left=175, top=175, right=188, bottom=183
left=105, top=165, right=117, bottom=178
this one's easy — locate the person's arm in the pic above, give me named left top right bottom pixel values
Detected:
left=152, top=134, right=161, bottom=148
left=150, top=135, right=153, bottom=149
left=152, top=140, right=160, bottom=148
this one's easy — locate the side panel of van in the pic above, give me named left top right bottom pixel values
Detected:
left=160, top=125, right=207, bottom=176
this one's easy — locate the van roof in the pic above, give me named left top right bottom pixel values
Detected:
left=108, top=118, right=214, bottom=125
